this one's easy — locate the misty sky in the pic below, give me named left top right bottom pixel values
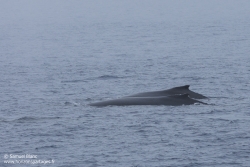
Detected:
left=1, top=0, right=250, bottom=25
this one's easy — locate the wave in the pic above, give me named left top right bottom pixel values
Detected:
left=35, top=145, right=60, bottom=150
left=64, top=101, right=79, bottom=106
left=61, top=79, right=87, bottom=83
left=12, top=116, right=61, bottom=123
left=97, top=75, right=123, bottom=80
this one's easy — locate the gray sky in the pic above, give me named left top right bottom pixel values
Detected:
left=1, top=0, right=250, bottom=25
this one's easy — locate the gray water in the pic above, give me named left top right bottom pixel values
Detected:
left=1, top=0, right=250, bottom=167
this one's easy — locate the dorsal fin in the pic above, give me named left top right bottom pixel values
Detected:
left=172, top=85, right=190, bottom=90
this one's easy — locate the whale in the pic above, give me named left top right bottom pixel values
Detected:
left=89, top=94, right=207, bottom=107
left=126, top=85, right=207, bottom=99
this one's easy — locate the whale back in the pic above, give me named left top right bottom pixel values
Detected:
left=89, top=93, right=207, bottom=107
left=127, top=85, right=207, bottom=99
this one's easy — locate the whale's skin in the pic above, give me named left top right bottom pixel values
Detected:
left=89, top=94, right=207, bottom=107
left=126, top=85, right=207, bottom=99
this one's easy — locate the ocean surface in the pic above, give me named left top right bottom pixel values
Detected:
left=1, top=0, right=250, bottom=166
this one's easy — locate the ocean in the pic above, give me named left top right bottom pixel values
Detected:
left=1, top=0, right=250, bottom=166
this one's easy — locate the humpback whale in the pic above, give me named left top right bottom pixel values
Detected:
left=126, top=85, right=207, bottom=99
left=89, top=94, right=207, bottom=107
